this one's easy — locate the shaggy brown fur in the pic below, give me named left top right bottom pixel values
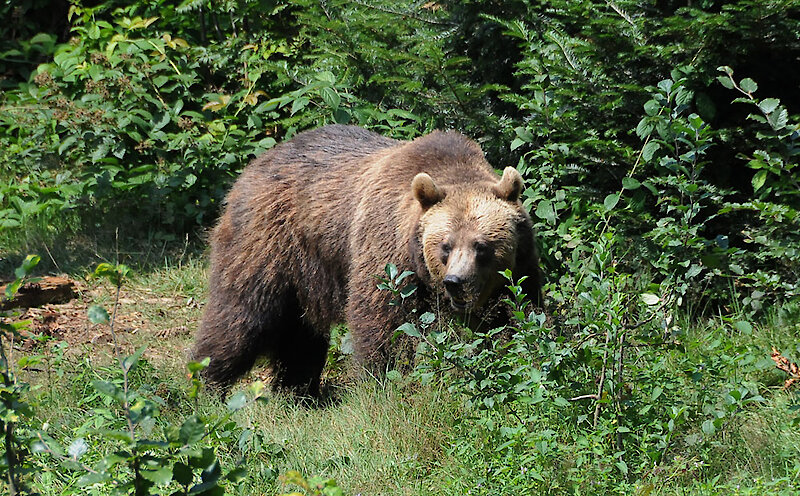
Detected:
left=192, top=125, right=542, bottom=395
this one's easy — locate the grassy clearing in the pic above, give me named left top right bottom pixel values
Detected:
left=228, top=381, right=457, bottom=496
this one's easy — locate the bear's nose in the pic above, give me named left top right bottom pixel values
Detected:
left=443, top=274, right=464, bottom=294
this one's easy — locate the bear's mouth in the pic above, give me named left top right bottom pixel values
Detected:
left=448, top=295, right=472, bottom=311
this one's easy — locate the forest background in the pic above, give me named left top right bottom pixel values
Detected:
left=1, top=0, right=800, bottom=494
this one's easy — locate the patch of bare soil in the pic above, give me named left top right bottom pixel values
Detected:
left=6, top=277, right=197, bottom=365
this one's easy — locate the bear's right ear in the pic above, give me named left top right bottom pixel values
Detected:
left=492, top=166, right=524, bottom=202
left=412, top=173, right=445, bottom=209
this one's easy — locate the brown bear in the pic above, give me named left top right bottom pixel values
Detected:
left=192, top=124, right=542, bottom=396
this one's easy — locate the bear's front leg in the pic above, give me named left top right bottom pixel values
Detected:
left=344, top=269, right=417, bottom=375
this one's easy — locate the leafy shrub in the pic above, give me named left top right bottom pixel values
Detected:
left=0, top=1, right=434, bottom=233
left=0, top=255, right=42, bottom=495
left=403, top=265, right=780, bottom=493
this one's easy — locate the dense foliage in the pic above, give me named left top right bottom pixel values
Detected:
left=2, top=0, right=800, bottom=494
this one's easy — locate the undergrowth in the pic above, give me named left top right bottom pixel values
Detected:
left=0, top=256, right=797, bottom=495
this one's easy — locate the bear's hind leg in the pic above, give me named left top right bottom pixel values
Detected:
left=272, top=318, right=329, bottom=397
left=194, top=286, right=290, bottom=392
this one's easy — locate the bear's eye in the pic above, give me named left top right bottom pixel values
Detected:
left=440, top=242, right=452, bottom=262
left=474, top=241, right=494, bottom=262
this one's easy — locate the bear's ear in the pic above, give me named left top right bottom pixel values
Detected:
left=492, top=167, right=524, bottom=202
left=412, top=173, right=445, bottom=209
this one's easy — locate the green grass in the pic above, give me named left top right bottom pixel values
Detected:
left=4, top=249, right=800, bottom=495
left=229, top=381, right=457, bottom=495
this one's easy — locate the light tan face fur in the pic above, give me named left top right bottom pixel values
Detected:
left=419, top=192, right=519, bottom=311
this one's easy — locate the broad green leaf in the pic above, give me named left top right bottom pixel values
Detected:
left=751, top=169, right=768, bottom=191
left=290, top=96, right=309, bottom=115
left=88, top=305, right=110, bottom=325
left=675, top=88, right=693, bottom=106
left=420, top=312, right=435, bottom=325
left=58, top=135, right=78, bottom=155
left=315, top=71, right=336, bottom=83
left=767, top=107, right=788, bottom=130
left=384, top=263, right=398, bottom=280
left=739, top=78, right=758, bottom=93
left=92, top=380, right=122, bottom=401
left=173, top=462, right=193, bottom=485
left=4, top=279, right=22, bottom=299
left=395, top=270, right=415, bottom=284
left=642, top=141, right=660, bottom=162
left=656, top=79, right=673, bottom=94
left=320, top=87, right=340, bottom=109
left=121, top=346, right=146, bottom=373
left=333, top=108, right=350, bottom=124
left=399, top=284, right=417, bottom=298
left=641, top=293, right=660, bottom=305
left=603, top=193, right=620, bottom=212
left=643, top=99, right=661, bottom=117
left=535, top=200, right=556, bottom=224
left=396, top=322, right=421, bottom=338
left=635, top=118, right=654, bottom=139
left=385, top=370, right=402, bottom=382
left=758, top=98, right=780, bottom=114
left=716, top=75, right=734, bottom=89
left=226, top=391, right=247, bottom=412
left=651, top=386, right=663, bottom=401
left=622, top=177, right=640, bottom=190
left=152, top=111, right=170, bottom=131
left=141, top=466, right=173, bottom=485
left=179, top=415, right=206, bottom=445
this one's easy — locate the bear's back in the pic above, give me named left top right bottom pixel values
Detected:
left=251, top=125, right=398, bottom=175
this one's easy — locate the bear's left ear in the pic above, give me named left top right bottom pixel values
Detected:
left=412, top=173, right=445, bottom=209
left=492, top=167, right=524, bottom=202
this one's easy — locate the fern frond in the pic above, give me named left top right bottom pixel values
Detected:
left=604, top=0, right=646, bottom=45
left=177, top=0, right=207, bottom=13
left=546, top=30, right=582, bottom=73
left=481, top=14, right=531, bottom=41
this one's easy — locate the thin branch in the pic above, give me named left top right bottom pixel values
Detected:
left=614, top=329, right=625, bottom=451
left=593, top=319, right=613, bottom=429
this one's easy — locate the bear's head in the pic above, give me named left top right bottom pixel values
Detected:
left=412, top=167, right=529, bottom=312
